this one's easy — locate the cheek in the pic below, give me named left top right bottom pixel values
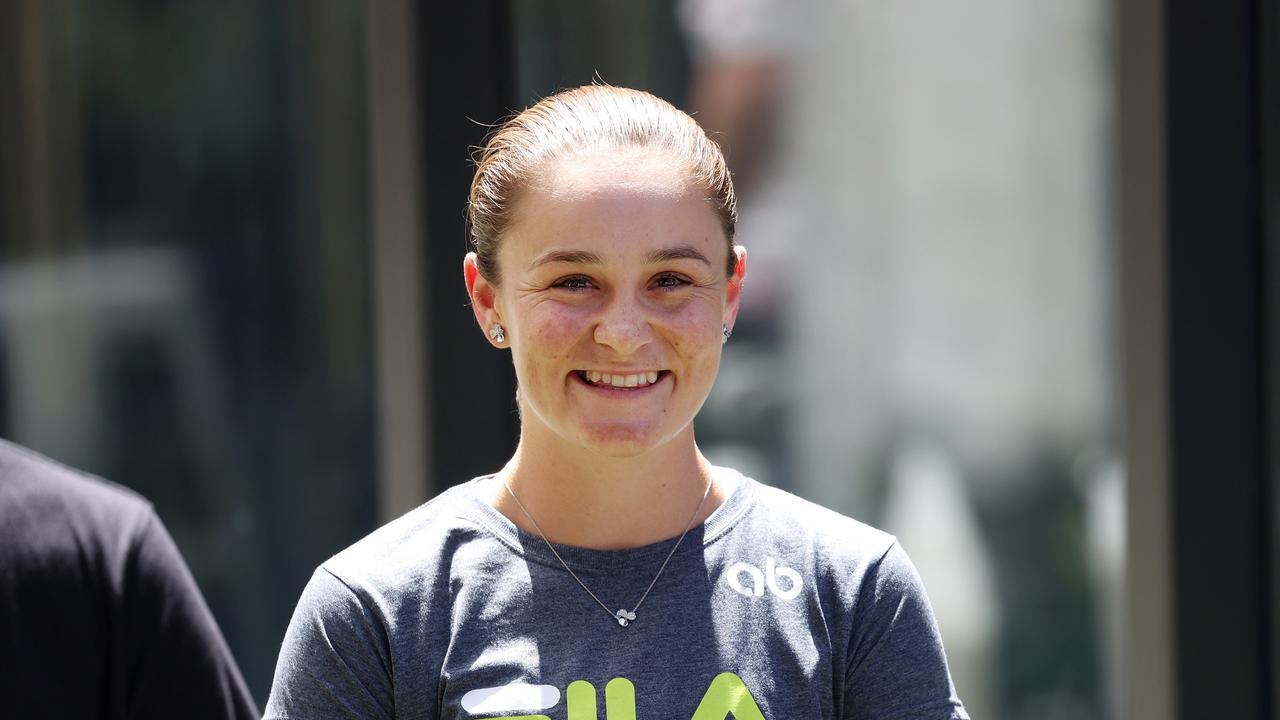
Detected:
left=661, top=303, right=723, bottom=359
left=514, top=304, right=592, bottom=372
left=532, top=304, right=591, bottom=344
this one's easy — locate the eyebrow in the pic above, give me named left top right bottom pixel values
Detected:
left=645, top=245, right=713, bottom=266
left=529, top=249, right=604, bottom=269
left=529, top=245, right=713, bottom=269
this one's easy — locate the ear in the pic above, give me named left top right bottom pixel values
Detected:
left=723, top=245, right=747, bottom=331
left=464, top=252, right=504, bottom=346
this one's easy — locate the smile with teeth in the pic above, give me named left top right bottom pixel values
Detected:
left=577, top=370, right=663, bottom=389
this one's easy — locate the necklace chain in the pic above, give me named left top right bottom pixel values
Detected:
left=501, top=474, right=714, bottom=628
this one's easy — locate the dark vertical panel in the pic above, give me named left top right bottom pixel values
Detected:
left=1165, top=0, right=1270, bottom=717
left=419, top=3, right=518, bottom=493
left=1261, top=0, right=1280, bottom=712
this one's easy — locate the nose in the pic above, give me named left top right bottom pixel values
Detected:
left=593, top=293, right=654, bottom=355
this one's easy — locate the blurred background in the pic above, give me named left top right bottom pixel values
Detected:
left=1, top=1, right=1274, bottom=718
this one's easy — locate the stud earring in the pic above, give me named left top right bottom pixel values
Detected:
left=489, top=324, right=506, bottom=344
left=722, top=324, right=732, bottom=344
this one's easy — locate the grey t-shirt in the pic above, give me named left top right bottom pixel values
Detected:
left=265, top=469, right=968, bottom=719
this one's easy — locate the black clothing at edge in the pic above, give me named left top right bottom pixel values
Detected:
left=0, top=438, right=258, bottom=719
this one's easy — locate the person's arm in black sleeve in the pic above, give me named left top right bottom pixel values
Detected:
left=844, top=542, right=969, bottom=720
left=121, top=508, right=259, bottom=720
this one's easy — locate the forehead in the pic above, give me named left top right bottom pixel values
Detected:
left=537, top=147, right=692, bottom=202
left=502, top=148, right=724, bottom=261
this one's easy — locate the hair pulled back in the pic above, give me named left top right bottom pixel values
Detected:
left=468, top=85, right=737, bottom=284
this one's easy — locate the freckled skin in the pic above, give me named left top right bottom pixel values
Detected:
left=468, top=148, right=746, bottom=460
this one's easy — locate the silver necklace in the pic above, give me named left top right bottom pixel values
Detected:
left=501, top=475, right=714, bottom=628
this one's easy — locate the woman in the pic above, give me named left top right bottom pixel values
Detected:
left=265, top=86, right=968, bottom=720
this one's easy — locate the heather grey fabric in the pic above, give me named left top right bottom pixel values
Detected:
left=265, top=468, right=968, bottom=719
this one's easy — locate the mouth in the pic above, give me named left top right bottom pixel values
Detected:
left=573, top=369, right=668, bottom=390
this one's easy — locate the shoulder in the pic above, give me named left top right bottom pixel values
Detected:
left=268, top=481, right=502, bottom=717
left=745, top=480, right=898, bottom=562
left=720, top=477, right=908, bottom=612
left=0, top=437, right=152, bottom=511
left=0, top=438, right=156, bottom=555
left=316, top=479, right=504, bottom=607
left=0, top=440, right=259, bottom=719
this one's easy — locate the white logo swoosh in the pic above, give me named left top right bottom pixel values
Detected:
left=461, top=683, right=561, bottom=714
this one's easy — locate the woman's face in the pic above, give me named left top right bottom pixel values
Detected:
left=466, top=148, right=745, bottom=459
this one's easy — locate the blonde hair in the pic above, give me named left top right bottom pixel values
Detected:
left=468, top=85, right=737, bottom=284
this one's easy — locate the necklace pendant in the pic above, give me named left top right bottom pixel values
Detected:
left=615, top=609, right=637, bottom=627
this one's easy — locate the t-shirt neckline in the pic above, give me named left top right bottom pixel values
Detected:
left=449, top=465, right=758, bottom=573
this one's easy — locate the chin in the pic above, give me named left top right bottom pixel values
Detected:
left=575, top=421, right=680, bottom=458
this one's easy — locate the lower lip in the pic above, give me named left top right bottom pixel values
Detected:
left=571, top=371, right=670, bottom=397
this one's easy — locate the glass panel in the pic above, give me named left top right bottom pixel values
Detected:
left=0, top=0, right=375, bottom=704
left=514, top=1, right=1120, bottom=718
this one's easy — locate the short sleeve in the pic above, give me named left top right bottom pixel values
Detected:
left=264, top=567, right=396, bottom=720
left=843, top=542, right=969, bottom=720
left=122, top=510, right=259, bottom=720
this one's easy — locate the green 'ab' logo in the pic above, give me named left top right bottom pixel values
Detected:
left=490, top=672, right=765, bottom=720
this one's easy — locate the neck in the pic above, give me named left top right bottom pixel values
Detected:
left=490, top=424, right=727, bottom=550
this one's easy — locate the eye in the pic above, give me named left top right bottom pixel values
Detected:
left=653, top=273, right=691, bottom=289
left=552, top=275, right=595, bottom=291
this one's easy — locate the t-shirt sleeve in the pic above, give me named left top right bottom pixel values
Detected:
left=122, top=509, right=259, bottom=720
left=264, top=567, right=396, bottom=719
left=843, top=542, right=969, bottom=720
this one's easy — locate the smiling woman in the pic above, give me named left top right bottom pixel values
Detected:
left=468, top=143, right=741, bottom=466
left=264, top=86, right=970, bottom=720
